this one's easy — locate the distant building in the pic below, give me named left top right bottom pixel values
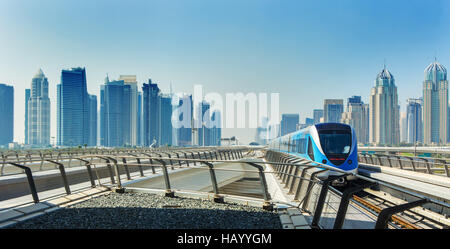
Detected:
left=324, top=99, right=343, bottom=123
left=159, top=94, right=173, bottom=146
left=0, top=83, right=13, bottom=146
left=119, top=75, right=139, bottom=146
left=406, top=98, right=423, bottom=144
left=25, top=89, right=30, bottom=145
left=100, top=78, right=131, bottom=147
left=142, top=79, right=160, bottom=146
left=400, top=112, right=407, bottom=143
left=27, top=69, right=50, bottom=146
left=137, top=91, right=143, bottom=146
left=89, top=95, right=97, bottom=146
left=280, top=114, right=299, bottom=136
left=369, top=66, right=400, bottom=145
left=197, top=101, right=221, bottom=146
left=57, top=67, right=93, bottom=147
left=172, top=94, right=192, bottom=146
left=313, top=109, right=324, bottom=124
left=341, top=96, right=369, bottom=144
left=423, top=60, right=448, bottom=145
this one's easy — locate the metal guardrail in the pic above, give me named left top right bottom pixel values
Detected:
left=264, top=150, right=450, bottom=229
left=0, top=146, right=250, bottom=176
left=358, top=153, right=450, bottom=177
left=2, top=146, right=449, bottom=229
left=0, top=147, right=249, bottom=206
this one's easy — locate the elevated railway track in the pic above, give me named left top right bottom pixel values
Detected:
left=0, top=146, right=449, bottom=229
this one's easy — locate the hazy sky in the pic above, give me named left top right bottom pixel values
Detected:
left=1, top=0, right=449, bottom=144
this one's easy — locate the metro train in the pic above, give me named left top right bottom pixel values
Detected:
left=268, top=123, right=358, bottom=182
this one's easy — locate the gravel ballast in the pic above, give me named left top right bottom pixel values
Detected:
left=10, top=193, right=282, bottom=229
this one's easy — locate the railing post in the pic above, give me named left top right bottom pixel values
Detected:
left=375, top=199, right=429, bottom=229
left=46, top=160, right=71, bottom=195
left=155, top=159, right=174, bottom=197
left=122, top=158, right=131, bottom=180
left=202, top=162, right=223, bottom=203
left=333, top=181, right=376, bottom=229
left=9, top=163, right=39, bottom=203
left=191, top=152, right=197, bottom=166
left=103, top=158, right=116, bottom=185
left=310, top=176, right=339, bottom=229
left=246, top=162, right=273, bottom=211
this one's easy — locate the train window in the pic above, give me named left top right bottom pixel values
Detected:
left=308, top=137, right=314, bottom=161
left=318, top=130, right=351, bottom=155
left=297, top=138, right=306, bottom=154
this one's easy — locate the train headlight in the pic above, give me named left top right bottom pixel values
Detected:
left=348, top=160, right=352, bottom=164
left=322, top=159, right=327, bottom=164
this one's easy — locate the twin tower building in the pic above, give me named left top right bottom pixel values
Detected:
left=369, top=60, right=448, bottom=146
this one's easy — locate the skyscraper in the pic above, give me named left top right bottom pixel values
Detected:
left=159, top=94, right=173, bottom=146
left=341, top=96, right=368, bottom=144
left=24, top=88, right=30, bottom=145
left=400, top=112, right=407, bottom=143
left=27, top=69, right=50, bottom=146
left=119, top=75, right=139, bottom=146
left=142, top=79, right=160, bottom=146
left=197, top=101, right=221, bottom=146
left=313, top=109, right=324, bottom=124
left=0, top=83, right=13, bottom=146
left=324, top=99, right=343, bottom=123
left=89, top=94, right=97, bottom=146
left=369, top=66, right=400, bottom=145
left=57, top=67, right=91, bottom=147
left=100, top=79, right=131, bottom=147
left=406, top=98, right=423, bottom=144
left=172, top=94, right=192, bottom=147
left=280, top=114, right=299, bottom=136
left=423, top=60, right=448, bottom=145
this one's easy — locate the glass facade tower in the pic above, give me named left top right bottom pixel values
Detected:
left=0, top=83, right=14, bottom=146
left=28, top=69, right=50, bottom=146
left=423, top=60, right=448, bottom=145
left=57, top=67, right=91, bottom=147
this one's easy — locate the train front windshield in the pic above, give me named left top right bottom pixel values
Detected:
left=318, top=129, right=352, bottom=165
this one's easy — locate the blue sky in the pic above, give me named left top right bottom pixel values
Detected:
left=1, top=0, right=449, bottom=144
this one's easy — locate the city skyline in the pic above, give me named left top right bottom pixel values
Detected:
left=1, top=0, right=450, bottom=144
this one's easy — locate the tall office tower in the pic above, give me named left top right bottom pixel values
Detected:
left=137, top=91, right=142, bottom=146
left=369, top=66, right=400, bottom=145
left=119, top=75, right=138, bottom=146
left=313, top=109, right=324, bottom=124
left=324, top=99, right=343, bottom=123
left=280, top=114, right=299, bottom=136
left=210, top=110, right=222, bottom=146
left=57, top=67, right=91, bottom=146
left=400, top=112, right=407, bottom=143
left=99, top=84, right=106, bottom=146
left=341, top=96, right=368, bottom=144
left=0, top=84, right=13, bottom=146
left=25, top=89, right=30, bottom=144
left=423, top=60, right=448, bottom=145
left=89, top=95, right=97, bottom=146
left=142, top=79, right=160, bottom=146
left=406, top=98, right=423, bottom=144
left=27, top=69, right=51, bottom=146
left=172, top=94, right=192, bottom=146
left=197, top=101, right=222, bottom=146
left=363, top=104, right=370, bottom=143
left=100, top=79, right=131, bottom=147
left=159, top=94, right=173, bottom=146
